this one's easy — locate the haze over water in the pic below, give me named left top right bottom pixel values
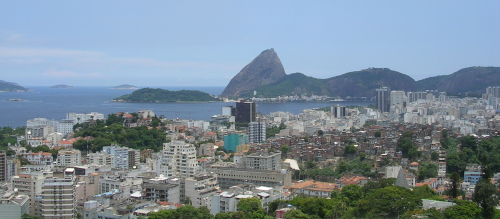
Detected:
left=0, top=86, right=373, bottom=128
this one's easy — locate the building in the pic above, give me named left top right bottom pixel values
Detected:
left=243, top=151, right=281, bottom=171
left=103, top=145, right=129, bottom=170
left=390, top=90, right=407, bottom=106
left=0, top=150, right=6, bottom=181
left=376, top=87, right=391, bottom=112
left=142, top=175, right=180, bottom=203
left=236, top=100, right=256, bottom=124
left=56, top=149, right=82, bottom=167
left=87, top=151, right=114, bottom=167
left=56, top=119, right=75, bottom=137
left=40, top=169, right=77, bottom=219
left=207, top=167, right=292, bottom=190
left=198, top=143, right=215, bottom=157
left=184, top=172, right=219, bottom=208
left=331, top=105, right=346, bottom=118
left=223, top=133, right=248, bottom=153
left=464, top=164, right=482, bottom=185
left=486, top=86, right=500, bottom=98
left=22, top=151, right=53, bottom=165
left=66, top=112, right=104, bottom=124
left=248, top=120, right=266, bottom=143
left=0, top=191, right=30, bottom=219
left=222, top=106, right=236, bottom=117
left=160, top=140, right=198, bottom=178
left=127, top=149, right=140, bottom=169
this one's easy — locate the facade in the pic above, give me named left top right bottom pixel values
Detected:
left=0, top=150, right=6, bottom=181
left=243, top=151, right=281, bottom=171
left=207, top=167, right=292, bottom=189
left=22, top=151, right=53, bottom=165
left=103, top=145, right=129, bottom=170
left=198, top=143, right=215, bottom=157
left=56, top=149, right=82, bottom=167
left=223, top=133, right=248, bottom=153
left=486, top=86, right=500, bottom=98
left=127, top=149, right=140, bottom=169
left=236, top=100, right=256, bottom=124
left=160, top=140, right=198, bottom=178
left=331, top=105, right=346, bottom=118
left=0, top=191, right=30, bottom=219
left=56, top=119, right=75, bottom=137
left=248, top=120, right=266, bottom=143
left=184, top=172, right=219, bottom=208
left=87, top=151, right=114, bottom=166
left=390, top=90, right=407, bottom=106
left=41, top=174, right=77, bottom=218
left=376, top=87, right=391, bottom=112
left=66, top=112, right=104, bottom=124
left=12, top=172, right=46, bottom=215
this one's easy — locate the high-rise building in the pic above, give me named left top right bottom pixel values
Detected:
left=0, top=151, right=6, bottom=182
left=248, top=119, right=266, bottom=143
left=41, top=169, right=76, bottom=219
left=160, top=140, right=198, bottom=178
left=102, top=145, right=129, bottom=170
left=331, top=105, right=346, bottom=118
left=390, top=90, right=406, bottom=106
left=486, top=86, right=500, bottom=98
left=236, top=100, right=256, bottom=124
left=223, top=133, right=248, bottom=153
left=376, top=87, right=391, bottom=112
left=56, top=149, right=81, bottom=167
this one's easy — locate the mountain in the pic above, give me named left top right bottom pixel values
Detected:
left=0, top=80, right=29, bottom=92
left=417, top=67, right=500, bottom=94
left=242, top=68, right=417, bottom=98
left=50, top=84, right=74, bottom=89
left=111, top=84, right=138, bottom=89
left=220, top=49, right=286, bottom=97
left=113, top=88, right=221, bottom=103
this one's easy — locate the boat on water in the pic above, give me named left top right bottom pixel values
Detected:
left=330, top=98, right=345, bottom=102
left=7, top=99, right=22, bottom=101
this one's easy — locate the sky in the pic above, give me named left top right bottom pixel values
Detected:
left=1, top=1, right=499, bottom=87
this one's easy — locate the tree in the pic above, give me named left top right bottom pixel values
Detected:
left=340, top=184, right=363, bottom=207
left=443, top=200, right=481, bottom=219
left=283, top=209, right=311, bottom=219
left=472, top=177, right=498, bottom=218
left=448, top=172, right=460, bottom=198
left=237, top=197, right=265, bottom=218
left=344, top=144, right=357, bottom=157
left=357, top=186, right=422, bottom=218
left=431, top=151, right=439, bottom=161
left=374, top=131, right=381, bottom=138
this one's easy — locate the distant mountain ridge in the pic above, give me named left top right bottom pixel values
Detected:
left=0, top=80, right=29, bottom=92
left=224, top=49, right=500, bottom=98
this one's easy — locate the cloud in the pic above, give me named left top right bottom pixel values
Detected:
left=0, top=47, right=102, bottom=58
left=43, top=68, right=104, bottom=78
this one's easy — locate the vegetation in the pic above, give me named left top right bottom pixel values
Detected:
left=72, top=114, right=167, bottom=152
left=114, top=88, right=221, bottom=102
left=148, top=205, right=213, bottom=219
left=266, top=122, right=286, bottom=138
left=0, top=80, right=28, bottom=91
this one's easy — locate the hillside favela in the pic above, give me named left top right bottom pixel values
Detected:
left=0, top=47, right=500, bottom=219
left=1, top=2, right=500, bottom=219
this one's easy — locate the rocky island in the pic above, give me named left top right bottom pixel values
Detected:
left=113, top=88, right=221, bottom=103
left=111, top=84, right=138, bottom=90
left=50, top=84, right=74, bottom=89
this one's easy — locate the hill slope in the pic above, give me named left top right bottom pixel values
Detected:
left=417, top=67, right=500, bottom=94
left=114, top=88, right=221, bottom=102
left=0, top=80, right=29, bottom=92
left=220, top=49, right=286, bottom=97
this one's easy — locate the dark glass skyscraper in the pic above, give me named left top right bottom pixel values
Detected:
left=376, top=87, right=391, bottom=112
left=236, top=100, right=256, bottom=124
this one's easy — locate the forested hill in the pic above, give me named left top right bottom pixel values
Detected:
left=113, top=88, right=221, bottom=102
left=0, top=80, right=29, bottom=92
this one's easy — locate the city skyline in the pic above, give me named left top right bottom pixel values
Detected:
left=1, top=1, right=499, bottom=86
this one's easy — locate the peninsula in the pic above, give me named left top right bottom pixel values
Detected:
left=113, top=88, right=221, bottom=103
left=111, top=84, right=138, bottom=90
left=50, top=84, right=74, bottom=89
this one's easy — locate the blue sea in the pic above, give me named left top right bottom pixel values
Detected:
left=0, top=86, right=373, bottom=128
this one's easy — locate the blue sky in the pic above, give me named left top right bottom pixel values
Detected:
left=1, top=1, right=499, bottom=86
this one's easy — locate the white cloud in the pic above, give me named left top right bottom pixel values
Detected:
left=0, top=47, right=102, bottom=58
left=43, top=68, right=104, bottom=78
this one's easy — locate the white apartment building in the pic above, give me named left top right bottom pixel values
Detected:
left=56, top=149, right=81, bottom=167
left=66, top=112, right=104, bottom=124
left=243, top=151, right=281, bottom=171
left=390, top=90, right=407, bottom=106
left=22, top=151, right=53, bottom=165
left=87, top=151, right=114, bottom=167
left=103, top=145, right=129, bottom=170
left=185, top=172, right=219, bottom=208
left=57, top=119, right=75, bottom=137
left=41, top=171, right=76, bottom=219
left=160, top=140, right=198, bottom=178
left=11, top=172, right=48, bottom=216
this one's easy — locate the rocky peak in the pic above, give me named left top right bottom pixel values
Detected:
left=220, top=48, right=286, bottom=97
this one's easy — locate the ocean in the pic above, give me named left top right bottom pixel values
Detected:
left=0, top=86, right=373, bottom=128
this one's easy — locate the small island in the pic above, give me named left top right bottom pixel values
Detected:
left=113, top=88, right=221, bottom=103
left=50, top=84, right=74, bottom=89
left=0, top=80, right=29, bottom=92
left=111, top=84, right=138, bottom=90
